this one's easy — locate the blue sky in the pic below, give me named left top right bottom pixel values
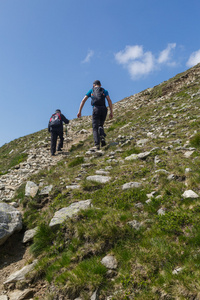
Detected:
left=1, top=0, right=200, bottom=147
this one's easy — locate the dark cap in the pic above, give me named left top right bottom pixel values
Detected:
left=55, top=109, right=61, bottom=113
left=93, top=80, right=101, bottom=86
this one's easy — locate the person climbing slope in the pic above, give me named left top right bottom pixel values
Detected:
left=77, top=80, right=113, bottom=149
left=48, top=109, right=69, bottom=156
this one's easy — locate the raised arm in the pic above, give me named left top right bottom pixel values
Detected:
left=77, top=95, right=88, bottom=118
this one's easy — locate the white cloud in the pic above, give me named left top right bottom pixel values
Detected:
left=115, top=45, right=155, bottom=79
left=186, top=50, right=200, bottom=67
left=158, top=43, right=176, bottom=64
left=81, top=50, right=94, bottom=63
left=128, top=51, right=155, bottom=79
left=114, top=45, right=143, bottom=64
left=115, top=43, right=177, bottom=80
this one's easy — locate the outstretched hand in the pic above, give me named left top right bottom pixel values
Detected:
left=77, top=112, right=81, bottom=118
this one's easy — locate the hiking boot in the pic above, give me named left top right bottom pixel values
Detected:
left=101, top=138, right=106, bottom=147
left=57, top=148, right=62, bottom=152
left=90, top=145, right=100, bottom=151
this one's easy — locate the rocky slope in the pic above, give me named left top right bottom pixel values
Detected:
left=1, top=63, right=200, bottom=299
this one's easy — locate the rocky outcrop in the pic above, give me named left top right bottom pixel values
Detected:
left=0, top=203, right=22, bottom=245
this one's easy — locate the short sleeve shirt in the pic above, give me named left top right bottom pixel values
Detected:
left=86, top=88, right=109, bottom=98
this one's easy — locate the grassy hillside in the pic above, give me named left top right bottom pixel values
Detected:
left=2, top=64, right=200, bottom=299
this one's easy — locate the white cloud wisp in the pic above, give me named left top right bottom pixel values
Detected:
left=186, top=50, right=200, bottom=67
left=158, top=43, right=176, bottom=64
left=81, top=50, right=94, bottom=63
left=115, top=43, right=177, bottom=80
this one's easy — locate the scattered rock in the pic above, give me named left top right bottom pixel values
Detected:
left=8, top=289, right=33, bottom=300
left=127, top=220, right=142, bottom=230
left=49, top=199, right=92, bottom=227
left=4, top=260, right=37, bottom=285
left=184, top=151, right=194, bottom=158
left=124, top=154, right=138, bottom=160
left=0, top=295, right=8, bottom=300
left=122, top=182, right=142, bottom=190
left=39, top=185, right=53, bottom=195
left=86, top=175, right=111, bottom=183
left=182, top=190, right=199, bottom=199
left=101, top=255, right=118, bottom=270
left=172, top=267, right=183, bottom=275
left=157, top=208, right=165, bottom=215
left=66, top=184, right=80, bottom=189
left=23, top=227, right=38, bottom=243
left=25, top=181, right=39, bottom=198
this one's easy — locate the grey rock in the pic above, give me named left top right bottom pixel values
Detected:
left=49, top=199, right=92, bottom=227
left=0, top=296, right=8, bottom=300
left=182, top=190, right=199, bottom=199
left=154, top=155, right=161, bottom=164
left=167, top=174, right=176, bottom=181
left=101, top=255, right=118, bottom=270
left=172, top=267, right=183, bottom=275
left=66, top=185, right=80, bottom=190
left=134, top=202, right=144, bottom=209
left=86, top=175, right=111, bottom=183
left=137, top=151, right=151, bottom=159
left=91, top=290, right=99, bottom=300
left=155, top=169, right=169, bottom=174
left=136, top=139, right=149, bottom=146
left=122, top=182, right=142, bottom=190
left=157, top=208, right=165, bottom=215
left=25, top=181, right=38, bottom=197
left=127, top=220, right=142, bottom=230
left=23, top=227, right=38, bottom=243
left=8, top=289, right=33, bottom=300
left=124, top=153, right=138, bottom=161
left=184, top=151, right=194, bottom=158
left=39, top=185, right=53, bottom=195
left=79, top=129, right=88, bottom=134
left=4, top=260, right=37, bottom=285
left=0, top=203, right=22, bottom=246
left=146, top=191, right=156, bottom=199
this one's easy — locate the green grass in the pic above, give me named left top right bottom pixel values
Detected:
left=3, top=64, right=200, bottom=299
left=190, top=132, right=200, bottom=148
left=68, top=156, right=84, bottom=167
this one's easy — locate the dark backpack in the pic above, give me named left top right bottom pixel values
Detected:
left=91, top=87, right=106, bottom=106
left=49, top=113, right=62, bottom=127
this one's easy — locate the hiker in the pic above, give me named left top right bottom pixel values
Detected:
left=77, top=80, right=113, bottom=149
left=48, top=109, right=69, bottom=156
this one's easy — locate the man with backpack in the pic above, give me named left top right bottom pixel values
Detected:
left=48, top=109, right=69, bottom=156
left=77, top=80, right=113, bottom=150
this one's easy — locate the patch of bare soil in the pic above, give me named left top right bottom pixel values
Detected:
left=0, top=232, right=30, bottom=291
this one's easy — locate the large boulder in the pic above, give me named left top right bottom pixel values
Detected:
left=0, top=203, right=22, bottom=245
